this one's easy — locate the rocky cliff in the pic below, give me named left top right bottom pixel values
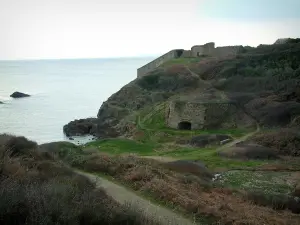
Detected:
left=64, top=38, right=300, bottom=138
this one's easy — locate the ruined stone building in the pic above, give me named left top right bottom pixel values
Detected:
left=137, top=42, right=243, bottom=78
left=166, top=100, right=254, bottom=130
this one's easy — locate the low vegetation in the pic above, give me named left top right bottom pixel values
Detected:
left=50, top=143, right=300, bottom=225
left=251, top=128, right=300, bottom=156
left=0, top=134, right=158, bottom=225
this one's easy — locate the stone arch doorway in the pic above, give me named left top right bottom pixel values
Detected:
left=177, top=121, right=192, bottom=130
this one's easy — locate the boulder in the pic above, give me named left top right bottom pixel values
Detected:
left=219, top=143, right=279, bottom=160
left=63, top=118, right=119, bottom=138
left=63, top=118, right=99, bottom=137
left=0, top=101, right=3, bottom=104
left=10, top=92, right=30, bottom=98
left=189, top=134, right=233, bottom=148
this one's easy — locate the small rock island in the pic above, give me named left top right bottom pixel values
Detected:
left=10, top=91, right=31, bottom=98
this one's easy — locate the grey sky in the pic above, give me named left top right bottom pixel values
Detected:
left=198, top=0, right=300, bottom=20
left=0, top=0, right=299, bottom=60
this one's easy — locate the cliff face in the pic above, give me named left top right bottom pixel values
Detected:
left=63, top=39, right=300, bottom=138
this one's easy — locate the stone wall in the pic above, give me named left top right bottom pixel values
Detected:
left=166, top=100, right=241, bottom=130
left=191, top=42, right=215, bottom=57
left=167, top=101, right=206, bottom=130
left=137, top=49, right=184, bottom=78
left=181, top=50, right=192, bottom=58
left=212, top=45, right=243, bottom=58
left=137, top=42, right=244, bottom=78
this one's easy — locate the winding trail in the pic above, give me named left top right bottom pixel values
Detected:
left=142, top=122, right=260, bottom=163
left=215, top=122, right=260, bottom=152
left=75, top=170, right=197, bottom=225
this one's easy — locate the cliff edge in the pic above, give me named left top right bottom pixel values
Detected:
left=64, top=38, right=300, bottom=139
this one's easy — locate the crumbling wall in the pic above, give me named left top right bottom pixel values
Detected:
left=137, top=49, right=184, bottom=78
left=167, top=100, right=243, bottom=130
left=191, top=45, right=205, bottom=57
left=167, top=101, right=206, bottom=130
left=181, top=50, right=192, bottom=57
left=212, top=46, right=243, bottom=58
left=191, top=42, right=215, bottom=57
left=137, top=42, right=244, bottom=78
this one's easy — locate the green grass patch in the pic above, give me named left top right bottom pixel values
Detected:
left=158, top=147, right=266, bottom=170
left=138, top=102, right=250, bottom=140
left=162, top=57, right=203, bottom=66
left=84, top=138, right=159, bottom=155
left=217, top=170, right=294, bottom=195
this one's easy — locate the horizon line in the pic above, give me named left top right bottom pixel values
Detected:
left=0, top=55, right=159, bottom=62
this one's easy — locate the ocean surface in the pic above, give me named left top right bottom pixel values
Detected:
left=0, top=57, right=154, bottom=144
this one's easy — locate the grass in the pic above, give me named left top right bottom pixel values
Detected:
left=79, top=101, right=260, bottom=171
left=138, top=102, right=249, bottom=139
left=81, top=137, right=267, bottom=171
left=84, top=138, right=159, bottom=155
left=51, top=148, right=300, bottom=225
left=157, top=146, right=266, bottom=170
left=8, top=133, right=297, bottom=224
left=162, top=57, right=204, bottom=66
left=217, top=170, right=294, bottom=195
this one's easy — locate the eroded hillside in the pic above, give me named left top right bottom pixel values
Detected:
left=64, top=39, right=300, bottom=137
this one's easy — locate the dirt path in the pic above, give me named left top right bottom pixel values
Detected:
left=215, top=122, right=260, bottom=152
left=142, top=123, right=260, bottom=163
left=75, top=170, right=197, bottom=225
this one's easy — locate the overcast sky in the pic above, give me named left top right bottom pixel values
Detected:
left=0, top=0, right=299, bottom=60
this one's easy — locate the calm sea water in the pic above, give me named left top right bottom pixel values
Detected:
left=0, top=57, right=154, bottom=144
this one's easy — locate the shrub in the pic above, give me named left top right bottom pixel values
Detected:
left=251, top=129, right=300, bottom=156
left=0, top=134, right=157, bottom=225
left=2, top=135, right=37, bottom=156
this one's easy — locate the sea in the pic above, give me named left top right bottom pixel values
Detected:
left=0, top=57, right=154, bottom=144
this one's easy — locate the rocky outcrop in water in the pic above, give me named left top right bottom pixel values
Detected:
left=63, top=118, right=119, bottom=138
left=63, top=118, right=98, bottom=137
left=10, top=92, right=30, bottom=98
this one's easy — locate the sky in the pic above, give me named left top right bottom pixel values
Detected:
left=0, top=0, right=299, bottom=60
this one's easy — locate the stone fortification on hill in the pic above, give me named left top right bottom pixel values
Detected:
left=137, top=42, right=243, bottom=78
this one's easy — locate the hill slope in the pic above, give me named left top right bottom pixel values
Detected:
left=64, top=39, right=300, bottom=137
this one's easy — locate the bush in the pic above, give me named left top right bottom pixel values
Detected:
left=0, top=134, right=157, bottom=225
left=1, top=135, right=37, bottom=156
left=0, top=176, right=151, bottom=225
left=251, top=129, right=300, bottom=156
left=136, top=68, right=198, bottom=91
left=245, top=191, right=300, bottom=214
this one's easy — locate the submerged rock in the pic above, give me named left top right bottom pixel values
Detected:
left=10, top=92, right=30, bottom=98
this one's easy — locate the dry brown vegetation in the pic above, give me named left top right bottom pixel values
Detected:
left=251, top=128, right=300, bottom=156
left=63, top=148, right=300, bottom=225
left=0, top=134, right=158, bottom=225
